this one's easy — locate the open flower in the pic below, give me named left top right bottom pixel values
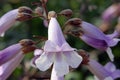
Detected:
left=86, top=59, right=120, bottom=80
left=64, top=18, right=120, bottom=61
left=34, top=16, right=82, bottom=80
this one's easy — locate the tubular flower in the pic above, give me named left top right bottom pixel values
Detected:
left=0, top=9, right=18, bottom=37
left=0, top=6, right=33, bottom=37
left=102, top=3, right=120, bottom=23
left=0, top=39, right=36, bottom=80
left=64, top=18, right=120, bottom=61
left=86, top=60, right=120, bottom=80
left=34, top=17, right=82, bottom=79
left=0, top=44, right=23, bottom=80
left=0, top=52, right=24, bottom=80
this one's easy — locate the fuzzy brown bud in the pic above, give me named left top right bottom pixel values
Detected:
left=16, top=13, right=33, bottom=21
left=59, top=9, right=73, bottom=18
left=21, top=45, right=36, bottom=54
left=19, top=39, right=35, bottom=47
left=18, top=6, right=33, bottom=14
left=77, top=50, right=90, bottom=65
left=65, top=18, right=82, bottom=26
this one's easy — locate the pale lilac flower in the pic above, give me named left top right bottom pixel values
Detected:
left=0, top=44, right=22, bottom=65
left=102, top=3, right=120, bottom=22
left=34, top=17, right=82, bottom=79
left=0, top=44, right=24, bottom=80
left=86, top=59, right=120, bottom=80
left=0, top=9, right=18, bottom=37
left=65, top=18, right=120, bottom=61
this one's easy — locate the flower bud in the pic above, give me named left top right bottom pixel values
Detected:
left=35, top=7, right=44, bottom=16
left=65, top=18, right=82, bottom=26
left=16, top=13, right=33, bottom=21
left=77, top=50, right=89, bottom=65
left=19, top=39, right=35, bottom=47
left=59, top=9, right=73, bottom=18
left=48, top=11, right=57, bottom=19
left=18, top=6, right=33, bottom=14
left=69, top=30, right=84, bottom=37
left=21, top=45, right=36, bottom=53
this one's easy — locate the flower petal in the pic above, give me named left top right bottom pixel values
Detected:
left=104, top=62, right=116, bottom=72
left=30, top=55, right=40, bottom=68
left=106, top=47, right=114, bottom=61
left=64, top=51, right=82, bottom=68
left=54, top=53, right=69, bottom=76
left=44, top=40, right=60, bottom=52
left=111, top=70, right=120, bottom=79
left=34, top=49, right=43, bottom=56
left=35, top=52, right=54, bottom=71
left=106, top=30, right=119, bottom=38
left=107, top=38, right=120, bottom=47
left=48, top=18, right=66, bottom=47
left=104, top=76, right=113, bottom=80
left=80, top=35, right=107, bottom=50
left=0, top=9, right=18, bottom=36
left=0, top=52, right=23, bottom=80
left=51, top=67, right=64, bottom=80
left=81, top=21, right=108, bottom=41
left=102, top=4, right=119, bottom=22
left=61, top=43, right=75, bottom=51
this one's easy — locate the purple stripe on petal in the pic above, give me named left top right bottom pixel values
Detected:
left=80, top=35, right=107, bottom=50
left=54, top=53, right=69, bottom=77
left=81, top=21, right=108, bottom=41
left=0, top=44, right=22, bottom=65
left=0, top=9, right=18, bottom=36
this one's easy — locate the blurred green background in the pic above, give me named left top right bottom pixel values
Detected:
left=0, top=0, right=120, bottom=80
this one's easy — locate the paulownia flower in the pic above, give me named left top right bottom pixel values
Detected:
left=86, top=60, right=120, bottom=80
left=0, top=9, right=18, bottom=37
left=0, top=39, right=36, bottom=80
left=0, top=6, right=33, bottom=37
left=34, top=14, right=82, bottom=80
left=64, top=18, right=120, bottom=61
left=102, top=3, right=120, bottom=23
left=0, top=44, right=23, bottom=80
